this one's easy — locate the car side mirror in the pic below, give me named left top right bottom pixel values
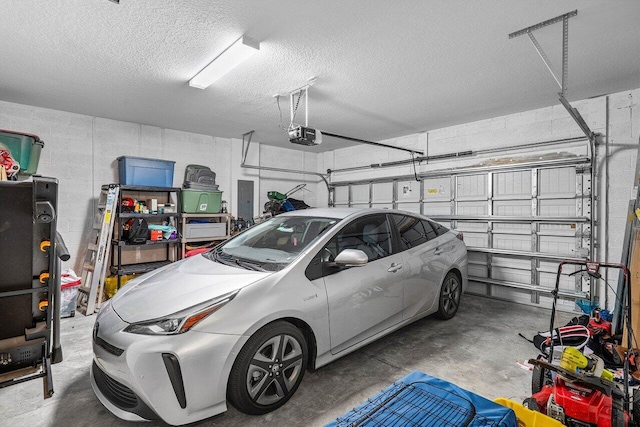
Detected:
left=334, top=249, right=368, bottom=267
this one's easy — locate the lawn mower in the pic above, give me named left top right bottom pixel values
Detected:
left=263, top=183, right=309, bottom=217
left=524, top=260, right=640, bottom=427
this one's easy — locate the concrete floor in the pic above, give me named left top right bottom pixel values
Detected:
left=1, top=294, right=572, bottom=427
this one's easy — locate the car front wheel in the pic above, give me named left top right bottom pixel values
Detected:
left=228, top=321, right=307, bottom=415
left=436, top=271, right=462, bottom=320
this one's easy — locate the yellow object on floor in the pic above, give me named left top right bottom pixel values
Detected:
left=104, top=274, right=137, bottom=299
left=494, top=398, right=564, bottom=427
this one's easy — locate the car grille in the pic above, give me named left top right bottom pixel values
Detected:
left=92, top=361, right=137, bottom=409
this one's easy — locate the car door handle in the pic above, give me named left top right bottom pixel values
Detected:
left=387, top=263, right=403, bottom=273
left=434, top=247, right=444, bottom=255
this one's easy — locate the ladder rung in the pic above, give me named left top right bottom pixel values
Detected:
left=83, top=263, right=95, bottom=272
left=97, top=204, right=107, bottom=209
left=88, top=243, right=99, bottom=252
left=78, top=286, right=91, bottom=293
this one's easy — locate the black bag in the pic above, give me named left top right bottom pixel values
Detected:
left=122, top=218, right=149, bottom=244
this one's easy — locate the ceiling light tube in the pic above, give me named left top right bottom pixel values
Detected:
left=189, top=35, right=260, bottom=89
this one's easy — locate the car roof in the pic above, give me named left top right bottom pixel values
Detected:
left=278, top=207, right=422, bottom=221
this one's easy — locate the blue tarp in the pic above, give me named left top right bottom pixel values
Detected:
left=326, top=371, right=517, bottom=427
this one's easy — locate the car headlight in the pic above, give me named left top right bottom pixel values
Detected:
left=123, top=290, right=238, bottom=335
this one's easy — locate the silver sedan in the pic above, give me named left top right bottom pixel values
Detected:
left=91, top=208, right=467, bottom=425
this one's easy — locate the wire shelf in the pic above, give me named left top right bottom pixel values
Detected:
left=333, top=381, right=503, bottom=427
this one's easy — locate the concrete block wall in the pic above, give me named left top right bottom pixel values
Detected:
left=325, top=88, right=640, bottom=310
left=0, top=100, right=317, bottom=271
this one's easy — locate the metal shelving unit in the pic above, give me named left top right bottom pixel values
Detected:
left=107, top=185, right=181, bottom=287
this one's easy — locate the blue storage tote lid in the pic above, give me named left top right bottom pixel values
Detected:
left=117, top=156, right=175, bottom=187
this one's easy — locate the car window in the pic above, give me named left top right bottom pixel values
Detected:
left=306, top=214, right=392, bottom=280
left=205, top=215, right=337, bottom=271
left=392, top=214, right=428, bottom=250
left=330, top=214, right=392, bottom=262
left=421, top=220, right=438, bottom=241
left=430, top=220, right=449, bottom=236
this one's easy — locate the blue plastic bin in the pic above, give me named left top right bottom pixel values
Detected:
left=117, top=156, right=175, bottom=187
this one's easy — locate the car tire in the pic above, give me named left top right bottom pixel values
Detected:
left=228, top=321, right=307, bottom=415
left=435, top=271, right=462, bottom=320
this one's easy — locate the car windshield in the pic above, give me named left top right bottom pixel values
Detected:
left=204, top=215, right=338, bottom=271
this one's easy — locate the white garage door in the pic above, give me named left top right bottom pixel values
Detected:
left=330, top=160, right=592, bottom=312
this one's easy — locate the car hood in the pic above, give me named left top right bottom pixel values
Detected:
left=111, top=254, right=271, bottom=323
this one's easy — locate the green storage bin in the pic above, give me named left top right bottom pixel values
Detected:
left=181, top=189, right=222, bottom=213
left=0, top=130, right=44, bottom=175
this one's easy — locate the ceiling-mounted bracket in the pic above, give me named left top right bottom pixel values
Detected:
left=509, top=9, right=594, bottom=140
left=509, top=10, right=577, bottom=97
left=509, top=9, right=597, bottom=266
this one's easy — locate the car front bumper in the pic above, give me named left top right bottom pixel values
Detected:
left=90, top=306, right=248, bottom=426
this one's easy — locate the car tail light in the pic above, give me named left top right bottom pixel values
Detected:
left=456, top=232, right=464, bottom=241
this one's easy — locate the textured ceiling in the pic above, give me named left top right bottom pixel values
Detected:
left=1, top=1, right=639, bottom=152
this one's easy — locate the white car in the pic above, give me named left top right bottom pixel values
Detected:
left=91, top=208, right=467, bottom=425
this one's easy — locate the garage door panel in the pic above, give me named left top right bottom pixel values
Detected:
left=493, top=233, right=531, bottom=251
left=493, top=200, right=531, bottom=216
left=456, top=175, right=486, bottom=200
left=372, top=182, right=393, bottom=203
left=335, top=186, right=349, bottom=205
left=539, top=235, right=576, bottom=256
left=467, top=281, right=488, bottom=295
left=491, top=266, right=531, bottom=285
left=468, top=263, right=488, bottom=278
left=396, top=202, right=420, bottom=213
left=539, top=199, right=576, bottom=217
left=539, top=260, right=580, bottom=275
left=539, top=168, right=575, bottom=198
left=457, top=201, right=487, bottom=215
left=396, top=180, right=420, bottom=202
left=539, top=295, right=577, bottom=311
left=540, top=223, right=579, bottom=233
left=493, top=222, right=531, bottom=233
left=351, top=184, right=369, bottom=204
left=492, top=256, right=530, bottom=270
left=462, top=232, right=488, bottom=248
left=538, top=271, right=576, bottom=292
left=468, top=252, right=489, bottom=264
left=456, top=221, right=487, bottom=232
left=423, top=202, right=451, bottom=215
left=494, top=170, right=531, bottom=198
left=424, top=178, right=450, bottom=202
left=490, top=286, right=537, bottom=306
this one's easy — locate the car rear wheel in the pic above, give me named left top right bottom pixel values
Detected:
left=228, top=321, right=307, bottom=415
left=436, top=272, right=462, bottom=320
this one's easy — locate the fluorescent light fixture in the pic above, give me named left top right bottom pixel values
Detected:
left=189, top=35, right=260, bottom=89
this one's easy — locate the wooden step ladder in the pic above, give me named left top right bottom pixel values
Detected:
left=76, top=185, right=119, bottom=315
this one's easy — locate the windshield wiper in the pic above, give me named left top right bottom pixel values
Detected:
left=208, top=247, right=266, bottom=271
left=210, top=249, right=236, bottom=267
left=234, top=259, right=266, bottom=271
